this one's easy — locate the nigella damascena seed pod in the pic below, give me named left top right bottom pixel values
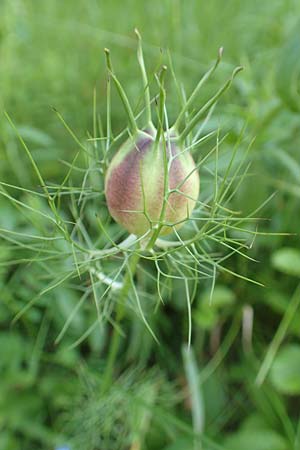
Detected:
left=105, top=128, right=200, bottom=236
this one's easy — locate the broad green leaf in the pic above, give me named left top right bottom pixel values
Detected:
left=224, top=429, right=288, bottom=450
left=193, top=305, right=218, bottom=329
left=270, top=344, right=300, bottom=395
left=202, top=285, right=236, bottom=308
left=271, top=247, right=300, bottom=277
left=194, top=285, right=236, bottom=329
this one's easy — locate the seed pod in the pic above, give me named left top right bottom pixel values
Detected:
left=104, top=34, right=242, bottom=239
left=105, top=128, right=200, bottom=236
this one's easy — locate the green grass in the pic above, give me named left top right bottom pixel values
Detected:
left=1, top=1, right=300, bottom=449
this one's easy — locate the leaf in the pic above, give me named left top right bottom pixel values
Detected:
left=194, top=285, right=236, bottom=329
left=202, top=285, right=236, bottom=308
left=271, top=247, right=300, bottom=277
left=266, top=147, right=300, bottom=183
left=182, top=345, right=205, bottom=435
left=53, top=288, right=85, bottom=333
left=193, top=305, right=218, bottom=329
left=276, top=30, right=300, bottom=112
left=16, top=125, right=54, bottom=147
left=263, top=290, right=300, bottom=336
left=0, top=433, right=20, bottom=450
left=224, top=429, right=288, bottom=450
left=0, top=332, right=29, bottom=371
left=163, top=437, right=194, bottom=450
left=270, top=344, right=300, bottom=395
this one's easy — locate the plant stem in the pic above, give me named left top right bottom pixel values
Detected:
left=174, top=47, right=223, bottom=131
left=255, top=282, right=300, bottom=386
left=101, top=250, right=141, bottom=393
left=179, top=66, right=243, bottom=142
left=135, top=28, right=152, bottom=126
left=154, top=65, right=167, bottom=146
left=104, top=48, right=138, bottom=136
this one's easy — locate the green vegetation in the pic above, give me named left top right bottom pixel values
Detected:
left=1, top=1, right=300, bottom=449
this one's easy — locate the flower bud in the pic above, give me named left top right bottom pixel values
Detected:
left=105, top=128, right=200, bottom=236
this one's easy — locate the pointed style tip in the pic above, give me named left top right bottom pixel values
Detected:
left=134, top=28, right=141, bottom=40
left=235, top=65, right=244, bottom=74
left=230, top=66, right=244, bottom=81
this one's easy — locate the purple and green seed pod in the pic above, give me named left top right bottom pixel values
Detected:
left=103, top=36, right=241, bottom=237
left=105, top=129, right=200, bottom=236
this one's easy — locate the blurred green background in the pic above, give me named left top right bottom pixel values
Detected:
left=1, top=0, right=300, bottom=449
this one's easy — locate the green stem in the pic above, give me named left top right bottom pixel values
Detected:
left=101, top=250, right=141, bottom=393
left=180, top=66, right=243, bottom=142
left=144, top=67, right=169, bottom=248
left=155, top=65, right=167, bottom=146
left=106, top=76, right=112, bottom=153
left=174, top=47, right=223, bottom=131
left=135, top=28, right=152, bottom=126
left=104, top=48, right=138, bottom=135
